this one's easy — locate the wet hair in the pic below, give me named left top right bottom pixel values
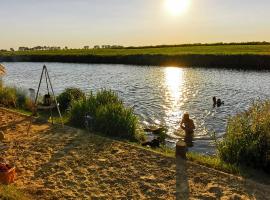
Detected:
left=213, top=96, right=217, bottom=103
left=217, top=99, right=224, bottom=107
left=182, top=113, right=190, bottom=121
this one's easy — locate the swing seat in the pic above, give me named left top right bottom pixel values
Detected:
left=37, top=104, right=56, bottom=110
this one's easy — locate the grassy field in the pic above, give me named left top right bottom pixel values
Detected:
left=1, top=44, right=270, bottom=56
left=1, top=44, right=270, bottom=69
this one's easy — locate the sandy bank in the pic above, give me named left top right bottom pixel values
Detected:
left=0, top=108, right=269, bottom=199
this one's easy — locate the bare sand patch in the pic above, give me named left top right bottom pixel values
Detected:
left=0, top=108, right=269, bottom=199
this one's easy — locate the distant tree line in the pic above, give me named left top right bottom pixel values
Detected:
left=1, top=41, right=270, bottom=52
left=93, top=45, right=124, bottom=49
left=18, top=46, right=61, bottom=51
left=123, top=41, right=270, bottom=49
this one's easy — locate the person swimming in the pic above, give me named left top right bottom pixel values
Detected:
left=213, top=96, right=217, bottom=107
left=217, top=98, right=224, bottom=107
left=213, top=96, right=224, bottom=107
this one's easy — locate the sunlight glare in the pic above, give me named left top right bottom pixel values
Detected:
left=164, top=67, right=185, bottom=136
left=165, top=67, right=183, bottom=105
left=165, top=0, right=190, bottom=16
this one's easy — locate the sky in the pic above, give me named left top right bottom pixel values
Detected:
left=1, top=0, right=270, bottom=49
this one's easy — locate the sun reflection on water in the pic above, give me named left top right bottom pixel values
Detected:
left=165, top=67, right=183, bottom=103
left=164, top=67, right=185, bottom=137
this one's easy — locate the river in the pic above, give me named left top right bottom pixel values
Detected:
left=3, top=62, right=270, bottom=154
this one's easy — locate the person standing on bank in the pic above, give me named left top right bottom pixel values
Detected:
left=180, top=113, right=195, bottom=147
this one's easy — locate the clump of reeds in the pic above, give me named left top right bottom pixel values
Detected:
left=0, top=84, right=32, bottom=110
left=57, top=87, right=85, bottom=111
left=218, top=100, right=270, bottom=173
left=69, top=89, right=144, bottom=142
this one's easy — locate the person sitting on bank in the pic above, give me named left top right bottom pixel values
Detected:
left=142, top=137, right=161, bottom=148
left=180, top=113, right=195, bottom=147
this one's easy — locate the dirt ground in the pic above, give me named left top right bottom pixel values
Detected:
left=0, top=108, right=269, bottom=200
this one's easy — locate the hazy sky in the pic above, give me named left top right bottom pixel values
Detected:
left=1, top=0, right=270, bottom=49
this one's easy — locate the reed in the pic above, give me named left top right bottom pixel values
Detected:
left=218, top=100, right=270, bottom=173
left=69, top=89, right=144, bottom=142
left=57, top=87, right=85, bottom=111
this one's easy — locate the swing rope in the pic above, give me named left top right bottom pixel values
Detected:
left=27, top=65, right=63, bottom=134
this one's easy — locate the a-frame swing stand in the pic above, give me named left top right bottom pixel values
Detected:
left=27, top=65, right=63, bottom=134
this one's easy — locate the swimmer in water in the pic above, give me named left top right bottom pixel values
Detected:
left=217, top=98, right=224, bottom=107
left=180, top=113, right=195, bottom=147
left=213, top=96, right=224, bottom=107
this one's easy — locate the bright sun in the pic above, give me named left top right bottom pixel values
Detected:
left=165, top=0, right=190, bottom=16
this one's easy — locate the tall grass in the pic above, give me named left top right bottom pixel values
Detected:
left=57, top=87, right=85, bottom=111
left=0, top=85, right=32, bottom=110
left=0, top=87, right=17, bottom=107
left=218, top=100, right=270, bottom=173
left=95, top=103, right=139, bottom=140
left=69, top=89, right=144, bottom=141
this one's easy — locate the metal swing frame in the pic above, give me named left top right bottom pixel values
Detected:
left=27, top=65, right=63, bottom=133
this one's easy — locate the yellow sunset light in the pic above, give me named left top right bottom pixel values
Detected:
left=165, top=0, right=190, bottom=16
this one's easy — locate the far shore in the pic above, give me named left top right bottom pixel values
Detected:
left=1, top=44, right=270, bottom=69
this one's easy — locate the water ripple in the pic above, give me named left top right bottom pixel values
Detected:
left=3, top=62, right=270, bottom=154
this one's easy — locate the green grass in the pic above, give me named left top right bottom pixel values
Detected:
left=218, top=100, right=270, bottom=173
left=187, top=152, right=241, bottom=175
left=0, top=185, right=31, bottom=200
left=69, top=89, right=144, bottom=142
left=1, top=44, right=270, bottom=56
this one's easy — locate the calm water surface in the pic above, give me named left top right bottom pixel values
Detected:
left=3, top=62, right=270, bottom=154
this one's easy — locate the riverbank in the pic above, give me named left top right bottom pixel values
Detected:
left=2, top=44, right=270, bottom=69
left=1, top=108, right=270, bottom=199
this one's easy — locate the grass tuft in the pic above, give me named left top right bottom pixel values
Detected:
left=218, top=100, right=270, bottom=173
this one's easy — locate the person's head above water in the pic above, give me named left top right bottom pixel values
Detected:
left=182, top=113, right=190, bottom=122
left=213, top=96, right=217, bottom=104
left=216, top=98, right=224, bottom=107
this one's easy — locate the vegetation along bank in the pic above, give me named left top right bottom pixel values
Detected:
left=2, top=44, right=270, bottom=69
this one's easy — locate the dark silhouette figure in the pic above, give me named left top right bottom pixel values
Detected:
left=142, top=137, right=160, bottom=148
left=213, top=96, right=224, bottom=107
left=216, top=98, right=224, bottom=107
left=213, top=96, right=217, bottom=107
left=43, top=93, right=52, bottom=106
left=180, top=113, right=195, bottom=147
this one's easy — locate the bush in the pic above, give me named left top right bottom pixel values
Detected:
left=218, top=100, right=270, bottom=172
left=69, top=99, right=90, bottom=128
left=95, top=103, right=140, bottom=140
left=0, top=85, right=32, bottom=110
left=95, top=89, right=122, bottom=106
left=57, top=88, right=85, bottom=111
left=0, top=87, right=17, bottom=107
left=69, top=89, right=144, bottom=141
